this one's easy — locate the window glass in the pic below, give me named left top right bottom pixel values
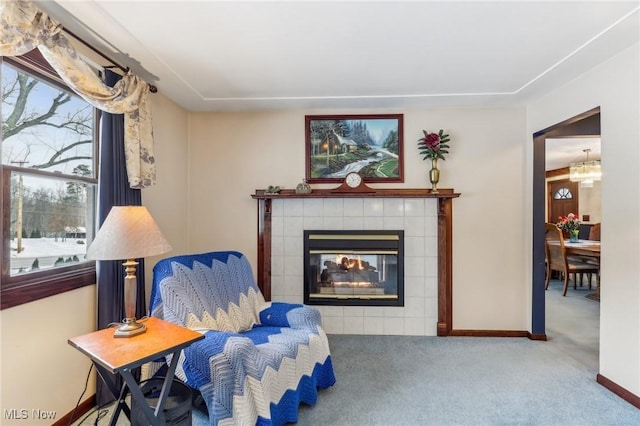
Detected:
left=2, top=57, right=97, bottom=298
left=2, top=63, right=94, bottom=173
left=8, top=172, right=96, bottom=276
left=553, top=187, right=572, bottom=200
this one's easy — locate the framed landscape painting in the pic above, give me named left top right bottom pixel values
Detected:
left=305, top=114, right=404, bottom=183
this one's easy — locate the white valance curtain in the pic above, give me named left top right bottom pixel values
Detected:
left=0, top=0, right=155, bottom=188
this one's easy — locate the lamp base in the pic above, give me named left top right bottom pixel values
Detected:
left=114, top=318, right=147, bottom=338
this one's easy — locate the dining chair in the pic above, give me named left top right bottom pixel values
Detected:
left=583, top=223, right=601, bottom=287
left=569, top=223, right=601, bottom=282
left=544, top=223, right=600, bottom=296
left=578, top=223, right=593, bottom=240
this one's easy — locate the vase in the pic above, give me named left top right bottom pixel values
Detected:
left=295, top=178, right=312, bottom=194
left=429, top=158, right=440, bottom=194
left=569, top=229, right=579, bottom=243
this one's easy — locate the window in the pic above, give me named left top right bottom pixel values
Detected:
left=553, top=187, right=573, bottom=200
left=1, top=53, right=98, bottom=309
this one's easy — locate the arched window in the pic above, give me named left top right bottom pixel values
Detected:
left=553, top=187, right=573, bottom=200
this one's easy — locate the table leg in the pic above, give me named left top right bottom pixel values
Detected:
left=121, top=369, right=163, bottom=426
left=93, top=364, right=131, bottom=425
left=119, top=351, right=183, bottom=426
left=153, top=351, right=180, bottom=418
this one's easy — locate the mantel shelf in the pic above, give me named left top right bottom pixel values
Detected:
left=252, top=188, right=460, bottom=199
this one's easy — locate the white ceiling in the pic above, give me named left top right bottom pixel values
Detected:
left=43, top=0, right=639, bottom=112
left=546, top=138, right=601, bottom=171
left=37, top=1, right=632, bottom=171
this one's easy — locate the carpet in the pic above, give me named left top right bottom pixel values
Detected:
left=82, top=333, right=638, bottom=426
left=80, top=278, right=638, bottom=425
left=291, top=334, right=639, bottom=425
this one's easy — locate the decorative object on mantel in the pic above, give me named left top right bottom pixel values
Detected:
left=557, top=213, right=581, bottom=243
left=295, top=178, right=312, bottom=194
left=265, top=185, right=281, bottom=194
left=418, top=129, right=451, bottom=194
left=331, top=172, right=375, bottom=193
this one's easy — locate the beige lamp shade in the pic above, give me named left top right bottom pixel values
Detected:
left=86, top=206, right=172, bottom=261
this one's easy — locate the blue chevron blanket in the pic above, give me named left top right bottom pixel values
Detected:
left=150, top=251, right=336, bottom=425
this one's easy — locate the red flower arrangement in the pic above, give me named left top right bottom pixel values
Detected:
left=557, top=213, right=581, bottom=233
left=417, top=130, right=450, bottom=161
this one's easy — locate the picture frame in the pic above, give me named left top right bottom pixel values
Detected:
left=305, top=114, right=404, bottom=183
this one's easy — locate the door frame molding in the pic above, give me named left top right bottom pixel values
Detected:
left=531, top=106, right=600, bottom=338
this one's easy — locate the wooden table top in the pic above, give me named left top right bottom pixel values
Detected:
left=68, top=317, right=204, bottom=373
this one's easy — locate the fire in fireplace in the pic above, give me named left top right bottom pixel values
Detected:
left=304, top=230, right=404, bottom=306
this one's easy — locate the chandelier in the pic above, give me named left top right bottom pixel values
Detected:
left=569, top=148, right=601, bottom=188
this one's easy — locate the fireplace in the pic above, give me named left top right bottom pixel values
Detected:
left=304, top=230, right=404, bottom=306
left=254, top=190, right=459, bottom=336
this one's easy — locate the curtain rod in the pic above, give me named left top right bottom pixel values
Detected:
left=63, top=27, right=158, bottom=94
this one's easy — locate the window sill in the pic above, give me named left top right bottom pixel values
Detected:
left=1, top=264, right=96, bottom=310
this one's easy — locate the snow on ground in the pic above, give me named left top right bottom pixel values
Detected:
left=9, top=237, right=88, bottom=273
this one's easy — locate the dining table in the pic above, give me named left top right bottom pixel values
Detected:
left=563, top=239, right=601, bottom=300
left=564, top=239, right=601, bottom=258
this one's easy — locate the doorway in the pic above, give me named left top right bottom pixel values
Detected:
left=543, top=136, right=601, bottom=372
left=531, top=106, right=600, bottom=339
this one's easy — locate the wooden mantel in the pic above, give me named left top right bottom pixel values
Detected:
left=252, top=188, right=460, bottom=336
left=253, top=187, right=460, bottom=199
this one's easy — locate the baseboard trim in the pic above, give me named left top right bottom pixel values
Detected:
left=449, top=329, right=529, bottom=337
left=597, top=374, right=640, bottom=409
left=52, top=395, right=95, bottom=426
left=527, top=332, right=548, bottom=341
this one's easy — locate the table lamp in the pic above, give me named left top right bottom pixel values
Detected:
left=86, top=206, right=172, bottom=337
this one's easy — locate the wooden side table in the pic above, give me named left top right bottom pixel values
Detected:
left=68, top=317, right=204, bottom=426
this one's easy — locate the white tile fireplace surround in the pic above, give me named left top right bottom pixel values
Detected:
left=271, top=197, right=439, bottom=336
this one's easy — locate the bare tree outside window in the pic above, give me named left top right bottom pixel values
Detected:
left=2, top=58, right=97, bottom=278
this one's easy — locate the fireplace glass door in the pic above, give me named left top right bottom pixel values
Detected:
left=304, top=230, right=404, bottom=306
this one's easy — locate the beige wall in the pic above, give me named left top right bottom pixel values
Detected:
left=142, top=92, right=191, bottom=295
left=528, top=43, right=640, bottom=395
left=579, top=181, right=602, bottom=224
left=0, top=286, right=96, bottom=425
left=0, top=93, right=189, bottom=423
left=188, top=107, right=529, bottom=331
